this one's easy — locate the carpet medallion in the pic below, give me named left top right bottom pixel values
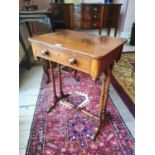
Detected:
left=26, top=69, right=135, bottom=155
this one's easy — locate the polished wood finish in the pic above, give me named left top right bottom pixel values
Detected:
left=29, top=30, right=126, bottom=79
left=48, top=61, right=57, bottom=112
left=102, top=4, right=122, bottom=36
left=81, top=4, right=102, bottom=30
left=48, top=3, right=121, bottom=36
left=50, top=61, right=57, bottom=102
left=93, top=64, right=113, bottom=140
left=58, top=64, right=64, bottom=98
left=49, top=3, right=74, bottom=31
left=42, top=59, right=50, bottom=84
left=29, top=30, right=127, bottom=140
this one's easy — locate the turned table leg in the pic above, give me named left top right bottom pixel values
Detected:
left=114, top=27, right=118, bottom=37
left=42, top=59, right=50, bottom=84
left=92, top=64, right=113, bottom=140
left=108, top=27, right=111, bottom=36
left=58, top=64, right=64, bottom=98
left=74, top=70, right=80, bottom=81
left=47, top=61, right=58, bottom=112
left=58, top=64, right=69, bottom=99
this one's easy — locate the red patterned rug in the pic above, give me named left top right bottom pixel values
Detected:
left=26, top=68, right=135, bottom=155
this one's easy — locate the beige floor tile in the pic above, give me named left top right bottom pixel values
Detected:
left=19, top=116, right=33, bottom=131
left=19, top=95, right=38, bottom=107
left=19, top=66, right=42, bottom=96
left=19, top=148, right=26, bottom=155
left=19, top=130, right=30, bottom=149
left=19, top=105, right=36, bottom=117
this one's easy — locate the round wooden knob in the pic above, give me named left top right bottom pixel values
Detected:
left=69, top=58, right=76, bottom=64
left=41, top=49, right=48, bottom=56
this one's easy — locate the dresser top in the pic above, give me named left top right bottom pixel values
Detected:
left=29, top=30, right=127, bottom=59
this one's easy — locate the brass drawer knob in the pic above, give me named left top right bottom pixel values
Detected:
left=69, top=58, right=76, bottom=64
left=41, top=49, right=49, bottom=56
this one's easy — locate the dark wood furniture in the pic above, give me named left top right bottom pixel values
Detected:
left=49, top=3, right=122, bottom=36
left=29, top=30, right=126, bottom=140
left=130, top=22, right=135, bottom=45
left=102, top=4, right=122, bottom=36
left=81, top=3, right=103, bottom=35
left=49, top=3, right=74, bottom=31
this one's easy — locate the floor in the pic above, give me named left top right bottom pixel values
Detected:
left=19, top=65, right=135, bottom=155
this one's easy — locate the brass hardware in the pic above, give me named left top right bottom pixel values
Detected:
left=41, top=49, right=49, bottom=56
left=69, top=58, right=76, bottom=64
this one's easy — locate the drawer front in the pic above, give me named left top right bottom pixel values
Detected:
left=81, top=21, right=100, bottom=29
left=81, top=21, right=92, bottom=29
left=82, top=4, right=100, bottom=13
left=33, top=44, right=91, bottom=73
left=92, top=21, right=100, bottom=28
left=82, top=13, right=101, bottom=21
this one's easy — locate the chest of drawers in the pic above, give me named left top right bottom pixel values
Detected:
left=49, top=3, right=122, bottom=36
left=81, top=4, right=103, bottom=29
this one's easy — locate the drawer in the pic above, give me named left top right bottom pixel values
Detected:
left=82, top=13, right=101, bottom=21
left=81, top=21, right=100, bottom=29
left=32, top=44, right=91, bottom=73
left=82, top=4, right=100, bottom=13
left=92, top=21, right=100, bottom=28
left=81, top=21, right=92, bottom=29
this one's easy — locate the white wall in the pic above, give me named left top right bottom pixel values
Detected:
left=123, top=0, right=135, bottom=33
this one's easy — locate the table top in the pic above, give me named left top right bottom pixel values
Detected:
left=29, top=30, right=127, bottom=59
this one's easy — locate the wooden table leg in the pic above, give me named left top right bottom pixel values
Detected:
left=47, top=61, right=58, bottom=112
left=58, top=64, right=69, bottom=99
left=42, top=59, right=50, bottom=84
left=114, top=27, right=117, bottom=37
left=58, top=64, right=64, bottom=98
left=102, top=64, right=113, bottom=115
left=108, top=27, right=111, bottom=36
left=92, top=64, right=113, bottom=140
left=99, top=28, right=102, bottom=35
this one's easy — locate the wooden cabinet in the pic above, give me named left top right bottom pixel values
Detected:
left=49, top=3, right=74, bottom=31
left=102, top=4, right=122, bottom=36
left=81, top=4, right=103, bottom=31
left=49, top=3, right=122, bottom=36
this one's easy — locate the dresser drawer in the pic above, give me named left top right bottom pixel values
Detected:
left=82, top=4, right=100, bottom=13
left=81, top=21, right=100, bottom=29
left=82, top=13, right=101, bottom=21
left=32, top=44, right=91, bottom=73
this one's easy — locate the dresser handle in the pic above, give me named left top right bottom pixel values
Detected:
left=69, top=58, right=76, bottom=64
left=94, top=8, right=98, bottom=12
left=94, top=15, right=97, bottom=19
left=41, top=49, right=49, bottom=56
left=93, top=23, right=97, bottom=27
